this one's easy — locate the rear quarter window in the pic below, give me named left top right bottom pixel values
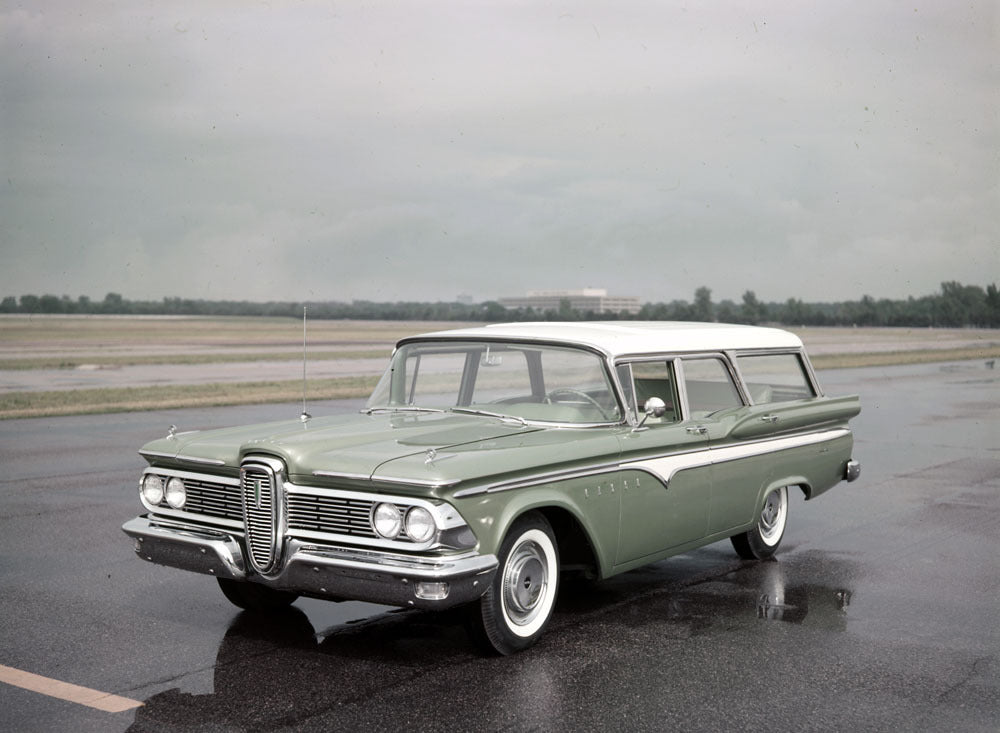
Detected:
left=681, top=357, right=743, bottom=417
left=736, top=352, right=816, bottom=403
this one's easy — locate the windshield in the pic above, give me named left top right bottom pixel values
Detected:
left=366, top=340, right=622, bottom=424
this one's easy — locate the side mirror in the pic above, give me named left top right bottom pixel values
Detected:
left=644, top=397, right=667, bottom=418
left=633, top=397, right=666, bottom=431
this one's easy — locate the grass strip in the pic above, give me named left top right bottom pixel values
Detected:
left=0, top=376, right=379, bottom=420
left=0, top=349, right=388, bottom=371
left=810, top=346, right=1000, bottom=370
left=2, top=347, right=997, bottom=420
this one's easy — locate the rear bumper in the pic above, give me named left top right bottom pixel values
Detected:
left=122, top=515, right=497, bottom=609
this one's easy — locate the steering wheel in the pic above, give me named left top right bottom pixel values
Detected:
left=545, top=388, right=613, bottom=419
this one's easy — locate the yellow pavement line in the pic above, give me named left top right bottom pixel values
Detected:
left=0, top=664, right=143, bottom=713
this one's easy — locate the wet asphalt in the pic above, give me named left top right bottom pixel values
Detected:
left=0, top=361, right=997, bottom=732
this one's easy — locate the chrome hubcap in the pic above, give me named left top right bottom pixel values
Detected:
left=503, top=540, right=547, bottom=626
left=758, top=487, right=787, bottom=543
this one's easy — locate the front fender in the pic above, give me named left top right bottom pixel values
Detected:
left=452, top=473, right=619, bottom=578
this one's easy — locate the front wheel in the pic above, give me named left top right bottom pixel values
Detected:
left=217, top=578, right=299, bottom=612
left=471, top=512, right=559, bottom=655
left=731, top=486, right=788, bottom=560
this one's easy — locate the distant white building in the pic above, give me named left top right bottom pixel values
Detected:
left=499, top=288, right=641, bottom=315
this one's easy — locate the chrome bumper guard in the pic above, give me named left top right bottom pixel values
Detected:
left=845, top=459, right=861, bottom=482
left=122, top=516, right=497, bottom=609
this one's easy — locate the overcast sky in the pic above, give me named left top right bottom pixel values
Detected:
left=2, top=1, right=997, bottom=306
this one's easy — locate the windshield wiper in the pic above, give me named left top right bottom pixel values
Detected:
left=361, top=406, right=446, bottom=415
left=449, top=408, right=527, bottom=426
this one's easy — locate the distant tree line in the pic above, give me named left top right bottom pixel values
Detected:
left=2, top=281, right=998, bottom=328
left=635, top=282, right=1000, bottom=328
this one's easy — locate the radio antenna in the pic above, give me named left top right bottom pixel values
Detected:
left=300, top=305, right=311, bottom=422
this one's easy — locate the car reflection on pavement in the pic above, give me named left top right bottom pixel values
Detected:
left=128, top=550, right=858, bottom=732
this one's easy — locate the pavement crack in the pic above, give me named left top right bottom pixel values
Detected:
left=937, top=654, right=993, bottom=704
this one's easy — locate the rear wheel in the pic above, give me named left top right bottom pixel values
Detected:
left=731, top=486, right=788, bottom=560
left=471, top=512, right=559, bottom=655
left=217, top=578, right=299, bottom=612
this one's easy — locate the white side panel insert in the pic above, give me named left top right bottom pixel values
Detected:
left=623, top=428, right=851, bottom=486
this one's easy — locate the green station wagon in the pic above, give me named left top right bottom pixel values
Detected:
left=123, top=322, right=861, bottom=654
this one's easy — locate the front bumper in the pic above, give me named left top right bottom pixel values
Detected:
left=122, top=516, right=497, bottom=609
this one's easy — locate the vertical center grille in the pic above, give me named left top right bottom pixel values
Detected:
left=241, top=461, right=281, bottom=574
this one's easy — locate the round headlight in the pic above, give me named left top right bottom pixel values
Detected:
left=372, top=503, right=402, bottom=539
left=141, top=474, right=164, bottom=505
left=405, top=506, right=436, bottom=543
left=165, top=477, right=186, bottom=509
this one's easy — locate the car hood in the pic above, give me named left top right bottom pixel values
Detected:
left=141, top=411, right=622, bottom=495
left=141, top=412, right=534, bottom=479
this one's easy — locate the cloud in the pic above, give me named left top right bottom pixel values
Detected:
left=1, top=1, right=997, bottom=305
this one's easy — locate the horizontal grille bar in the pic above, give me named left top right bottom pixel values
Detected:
left=180, top=478, right=242, bottom=520
left=287, top=494, right=375, bottom=538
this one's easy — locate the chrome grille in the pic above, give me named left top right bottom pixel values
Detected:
left=287, top=494, right=376, bottom=538
left=241, top=464, right=279, bottom=573
left=182, top=478, right=242, bottom=520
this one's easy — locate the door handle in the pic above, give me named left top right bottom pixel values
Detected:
left=760, top=414, right=779, bottom=424
left=686, top=426, right=708, bottom=435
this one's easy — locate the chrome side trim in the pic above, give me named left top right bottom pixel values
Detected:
left=625, top=428, right=852, bottom=486
left=452, top=428, right=852, bottom=498
left=452, top=459, right=622, bottom=498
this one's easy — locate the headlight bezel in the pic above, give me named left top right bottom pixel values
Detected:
left=371, top=502, right=444, bottom=544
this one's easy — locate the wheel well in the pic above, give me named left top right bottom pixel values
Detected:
left=767, top=481, right=810, bottom=500
left=534, top=506, right=598, bottom=578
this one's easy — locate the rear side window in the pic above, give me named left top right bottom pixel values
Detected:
left=736, top=353, right=816, bottom=403
left=682, top=357, right=743, bottom=417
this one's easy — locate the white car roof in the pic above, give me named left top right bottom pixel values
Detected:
left=408, top=321, right=803, bottom=358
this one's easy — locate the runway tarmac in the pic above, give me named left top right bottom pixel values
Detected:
left=0, top=360, right=997, bottom=731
